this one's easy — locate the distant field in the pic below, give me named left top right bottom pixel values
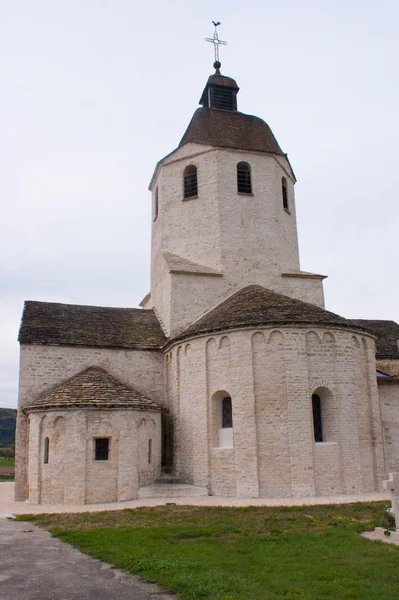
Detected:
left=0, top=457, right=15, bottom=468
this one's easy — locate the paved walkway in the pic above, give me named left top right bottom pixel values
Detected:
left=0, top=519, right=176, bottom=600
left=0, top=482, right=390, bottom=518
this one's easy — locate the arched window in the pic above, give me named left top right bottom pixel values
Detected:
left=212, top=391, right=233, bottom=448
left=148, top=439, right=152, bottom=464
left=43, top=437, right=49, bottom=464
left=282, top=177, right=289, bottom=211
left=222, top=397, right=233, bottom=428
left=154, top=187, right=158, bottom=221
left=312, top=394, right=323, bottom=442
left=183, top=165, right=198, bottom=198
left=237, top=162, right=252, bottom=194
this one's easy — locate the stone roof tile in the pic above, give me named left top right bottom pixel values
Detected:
left=24, top=366, right=165, bottom=412
left=19, top=301, right=166, bottom=350
left=179, top=108, right=285, bottom=157
left=352, top=320, right=399, bottom=359
left=377, top=359, right=399, bottom=379
left=171, top=285, right=373, bottom=343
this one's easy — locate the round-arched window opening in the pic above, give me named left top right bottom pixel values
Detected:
left=237, top=162, right=252, bottom=194
left=154, top=187, right=159, bottom=221
left=222, top=396, right=233, bottom=428
left=43, top=437, right=49, bottom=464
left=282, top=177, right=289, bottom=211
left=312, top=394, right=323, bottom=442
left=183, top=165, right=198, bottom=198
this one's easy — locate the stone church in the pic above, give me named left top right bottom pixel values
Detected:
left=15, top=61, right=399, bottom=505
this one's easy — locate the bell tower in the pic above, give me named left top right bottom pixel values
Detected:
left=144, top=33, right=326, bottom=337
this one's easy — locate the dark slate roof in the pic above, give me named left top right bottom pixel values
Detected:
left=24, top=367, right=164, bottom=412
left=352, top=320, right=399, bottom=359
left=19, top=301, right=166, bottom=350
left=204, top=73, right=239, bottom=89
left=179, top=108, right=285, bottom=157
left=171, top=285, right=373, bottom=343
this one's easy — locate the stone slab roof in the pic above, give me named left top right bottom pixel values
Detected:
left=352, top=320, right=399, bottom=359
left=179, top=108, right=285, bottom=157
left=377, top=359, right=399, bottom=379
left=19, top=301, right=166, bottom=350
left=24, top=367, right=165, bottom=412
left=171, top=285, right=373, bottom=343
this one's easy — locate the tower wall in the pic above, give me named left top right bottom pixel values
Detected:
left=150, top=144, right=324, bottom=336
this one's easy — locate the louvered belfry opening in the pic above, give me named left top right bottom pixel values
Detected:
left=184, top=165, right=198, bottom=198
left=282, top=177, right=289, bottom=210
left=237, top=161, right=252, bottom=194
left=210, top=86, right=237, bottom=111
left=199, top=68, right=239, bottom=112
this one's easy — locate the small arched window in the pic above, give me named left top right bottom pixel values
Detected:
left=154, top=187, right=159, bottom=221
left=282, top=177, right=289, bottom=211
left=237, top=162, right=252, bottom=194
left=183, top=165, right=198, bottom=199
left=43, top=437, right=49, bottom=464
left=312, top=394, right=323, bottom=442
left=222, top=397, right=233, bottom=428
left=148, top=439, right=152, bottom=464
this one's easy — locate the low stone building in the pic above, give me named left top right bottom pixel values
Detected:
left=15, top=61, right=399, bottom=504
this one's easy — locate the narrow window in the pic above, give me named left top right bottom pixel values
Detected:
left=183, top=165, right=198, bottom=198
left=148, top=439, right=152, bottom=464
left=312, top=394, right=323, bottom=442
left=237, top=162, right=252, bottom=194
left=282, top=177, right=289, bottom=211
left=43, top=437, right=49, bottom=464
left=94, top=438, right=110, bottom=461
left=154, top=187, right=159, bottom=221
left=222, top=397, right=233, bottom=428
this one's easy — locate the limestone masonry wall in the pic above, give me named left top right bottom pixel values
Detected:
left=166, top=326, right=385, bottom=498
left=16, top=344, right=163, bottom=501
left=379, top=383, right=399, bottom=473
left=27, top=409, right=161, bottom=505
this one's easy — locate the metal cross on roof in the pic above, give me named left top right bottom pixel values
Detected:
left=205, top=21, right=227, bottom=63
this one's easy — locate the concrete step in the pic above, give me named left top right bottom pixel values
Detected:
left=138, top=483, right=209, bottom=499
left=155, top=474, right=185, bottom=485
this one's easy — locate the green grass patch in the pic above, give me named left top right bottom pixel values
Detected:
left=19, top=503, right=399, bottom=600
left=0, top=456, right=15, bottom=467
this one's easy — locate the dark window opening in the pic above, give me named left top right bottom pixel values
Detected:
left=184, top=165, right=198, bottom=198
left=154, top=187, right=159, bottom=221
left=222, top=397, right=233, bottom=428
left=43, top=437, right=49, bottom=464
left=94, top=438, right=110, bottom=461
left=213, top=87, right=235, bottom=111
left=237, top=162, right=252, bottom=194
left=148, top=439, right=152, bottom=464
left=282, top=177, right=289, bottom=210
left=312, top=394, right=323, bottom=442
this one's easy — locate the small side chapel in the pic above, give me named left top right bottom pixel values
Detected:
left=15, top=41, right=399, bottom=504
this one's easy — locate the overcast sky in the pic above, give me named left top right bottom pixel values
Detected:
left=1, top=1, right=398, bottom=408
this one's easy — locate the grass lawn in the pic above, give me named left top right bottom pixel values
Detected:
left=20, top=503, right=399, bottom=600
left=0, top=457, right=15, bottom=467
